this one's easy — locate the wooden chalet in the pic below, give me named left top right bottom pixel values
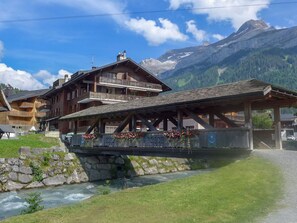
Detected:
left=43, top=52, right=171, bottom=134
left=60, top=79, right=297, bottom=157
left=0, top=89, right=48, bottom=132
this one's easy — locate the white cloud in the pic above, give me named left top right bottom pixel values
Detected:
left=0, top=41, right=3, bottom=60
left=0, top=63, right=46, bottom=90
left=125, top=18, right=188, bottom=45
left=34, top=69, right=71, bottom=86
left=0, top=62, right=72, bottom=90
left=169, top=0, right=270, bottom=29
left=212, top=34, right=225, bottom=41
left=186, top=20, right=207, bottom=42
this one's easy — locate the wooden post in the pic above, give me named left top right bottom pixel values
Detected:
left=244, top=102, right=253, bottom=150
left=274, top=107, right=282, bottom=150
left=163, top=117, right=168, bottom=131
left=74, top=121, right=78, bottom=134
left=177, top=110, right=183, bottom=132
left=131, top=115, right=136, bottom=132
left=209, top=113, right=215, bottom=127
left=94, top=75, right=97, bottom=92
left=99, top=119, right=105, bottom=134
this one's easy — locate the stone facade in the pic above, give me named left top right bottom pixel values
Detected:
left=0, top=147, right=192, bottom=192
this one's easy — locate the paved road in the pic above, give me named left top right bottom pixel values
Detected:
left=254, top=149, right=297, bottom=223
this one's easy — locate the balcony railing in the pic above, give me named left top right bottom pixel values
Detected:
left=8, top=120, right=32, bottom=126
left=71, top=128, right=250, bottom=149
left=36, top=112, right=47, bottom=118
left=19, top=102, right=34, bottom=108
left=77, top=92, right=145, bottom=104
left=98, top=77, right=163, bottom=92
left=8, top=111, right=33, bottom=118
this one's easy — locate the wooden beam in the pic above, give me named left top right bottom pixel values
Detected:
left=136, top=114, right=157, bottom=131
left=183, top=109, right=213, bottom=129
left=114, top=113, right=133, bottom=133
left=244, top=102, right=253, bottom=150
left=99, top=119, right=105, bottom=134
left=177, top=110, right=183, bottom=132
left=274, top=106, right=282, bottom=150
left=131, top=115, right=136, bottom=132
left=74, top=121, right=78, bottom=134
left=214, top=112, right=239, bottom=127
left=168, top=116, right=178, bottom=127
left=163, top=117, right=168, bottom=131
left=209, top=113, right=214, bottom=127
left=86, top=118, right=100, bottom=134
left=153, top=116, right=164, bottom=127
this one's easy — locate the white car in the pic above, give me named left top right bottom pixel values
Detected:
left=287, top=135, right=296, bottom=141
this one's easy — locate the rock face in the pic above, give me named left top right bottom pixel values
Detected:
left=0, top=147, right=193, bottom=193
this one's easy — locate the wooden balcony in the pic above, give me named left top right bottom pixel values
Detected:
left=8, top=120, right=32, bottom=126
left=8, top=111, right=33, bottom=118
left=98, top=77, right=163, bottom=92
left=19, top=102, right=34, bottom=108
left=77, top=92, right=145, bottom=104
left=36, top=112, right=47, bottom=118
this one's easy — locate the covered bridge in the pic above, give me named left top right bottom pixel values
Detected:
left=60, top=79, right=297, bottom=157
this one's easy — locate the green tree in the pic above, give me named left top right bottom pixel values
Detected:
left=252, top=113, right=273, bottom=129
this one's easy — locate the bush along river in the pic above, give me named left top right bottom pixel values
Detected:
left=0, top=169, right=211, bottom=220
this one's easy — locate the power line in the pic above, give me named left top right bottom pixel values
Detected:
left=0, top=1, right=296, bottom=23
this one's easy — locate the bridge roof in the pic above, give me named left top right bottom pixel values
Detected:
left=60, top=79, right=297, bottom=121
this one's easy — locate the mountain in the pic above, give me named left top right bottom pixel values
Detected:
left=0, top=83, right=23, bottom=97
left=141, top=20, right=297, bottom=91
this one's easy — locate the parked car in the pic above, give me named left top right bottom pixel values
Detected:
left=287, top=135, right=296, bottom=141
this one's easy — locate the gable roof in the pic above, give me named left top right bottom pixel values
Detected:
left=43, top=58, right=171, bottom=98
left=60, top=79, right=297, bottom=121
left=7, top=89, right=49, bottom=103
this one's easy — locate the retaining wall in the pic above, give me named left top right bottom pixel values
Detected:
left=0, top=147, right=193, bottom=192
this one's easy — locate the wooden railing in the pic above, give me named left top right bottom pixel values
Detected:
left=8, top=111, right=33, bottom=117
left=99, top=77, right=163, bottom=91
left=71, top=128, right=250, bottom=149
left=8, top=120, right=32, bottom=126
left=36, top=112, right=47, bottom=118
left=19, top=102, right=34, bottom=108
left=77, top=92, right=145, bottom=103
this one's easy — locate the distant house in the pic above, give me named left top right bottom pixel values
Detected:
left=0, top=89, right=49, bottom=132
left=42, top=52, right=171, bottom=134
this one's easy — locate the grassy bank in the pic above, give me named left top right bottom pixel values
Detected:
left=0, top=134, right=59, bottom=158
left=4, top=156, right=282, bottom=223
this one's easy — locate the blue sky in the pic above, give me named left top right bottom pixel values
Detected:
left=0, top=0, right=296, bottom=90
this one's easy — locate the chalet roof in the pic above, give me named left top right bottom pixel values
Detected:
left=43, top=58, right=171, bottom=98
left=60, top=79, right=297, bottom=121
left=0, top=90, right=11, bottom=112
left=7, top=89, right=49, bottom=103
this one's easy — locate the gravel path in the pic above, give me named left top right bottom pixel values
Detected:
left=254, top=149, right=297, bottom=223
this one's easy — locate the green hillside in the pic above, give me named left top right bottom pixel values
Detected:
left=164, top=47, right=297, bottom=92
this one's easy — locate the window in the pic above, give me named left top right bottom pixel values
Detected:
left=67, top=92, right=71, bottom=100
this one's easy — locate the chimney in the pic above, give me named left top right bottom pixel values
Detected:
left=117, top=50, right=127, bottom=61
left=64, top=74, right=70, bottom=82
left=92, top=66, right=97, bottom=70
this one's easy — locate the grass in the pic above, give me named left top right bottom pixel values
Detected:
left=0, top=134, right=60, bottom=158
left=3, top=156, right=282, bottom=223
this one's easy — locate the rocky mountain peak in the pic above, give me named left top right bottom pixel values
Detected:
left=236, top=19, right=270, bottom=34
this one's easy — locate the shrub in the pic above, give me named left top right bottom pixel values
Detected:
left=30, top=162, right=43, bottom=182
left=21, top=192, right=44, bottom=214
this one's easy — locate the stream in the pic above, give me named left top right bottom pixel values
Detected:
left=0, top=170, right=210, bottom=220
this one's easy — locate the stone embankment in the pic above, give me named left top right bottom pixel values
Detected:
left=0, top=147, right=192, bottom=192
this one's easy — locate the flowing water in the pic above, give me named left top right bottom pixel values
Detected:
left=0, top=170, right=211, bottom=220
